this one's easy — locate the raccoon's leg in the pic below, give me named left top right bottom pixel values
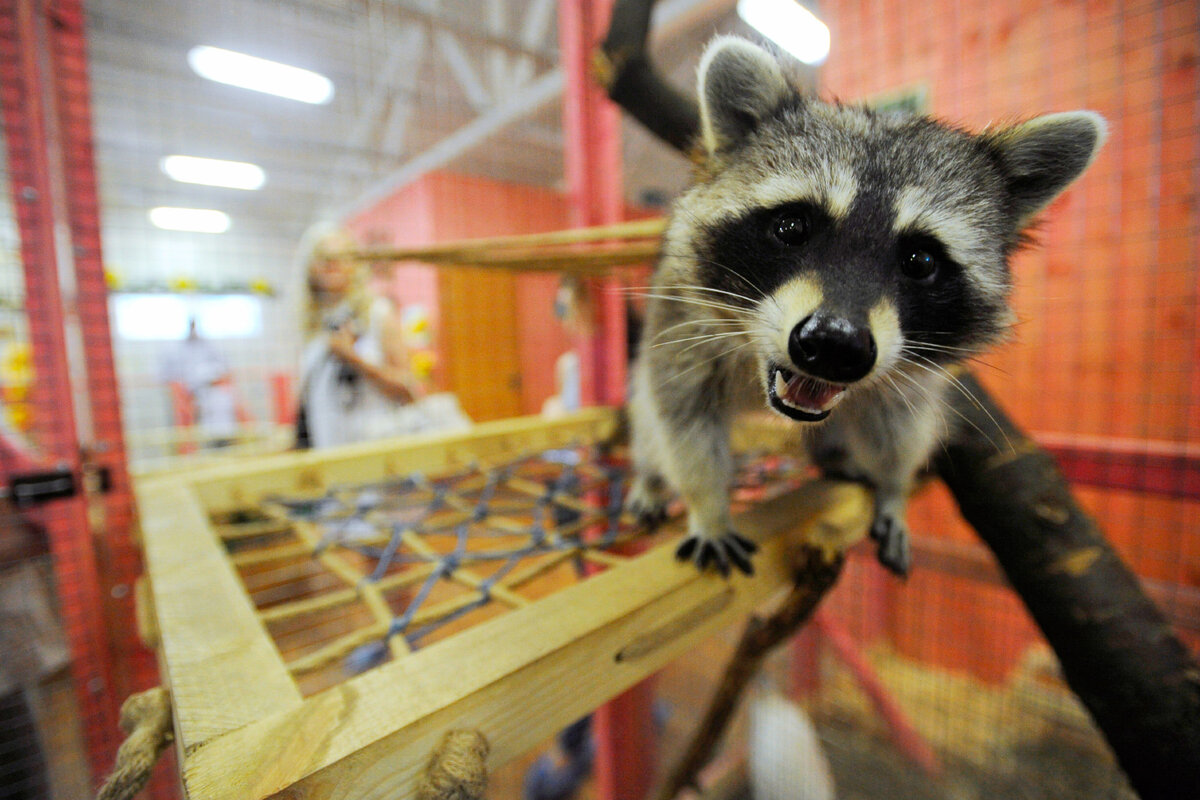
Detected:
left=626, top=358, right=756, bottom=575
left=868, top=483, right=914, bottom=577
left=661, top=412, right=758, bottom=576
left=809, top=396, right=938, bottom=578
left=625, top=363, right=672, bottom=527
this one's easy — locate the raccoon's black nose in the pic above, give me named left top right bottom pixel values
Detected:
left=789, top=313, right=877, bottom=383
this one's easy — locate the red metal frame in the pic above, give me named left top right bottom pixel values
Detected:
left=45, top=0, right=162, bottom=751
left=0, top=0, right=120, bottom=781
left=0, top=0, right=163, bottom=793
left=1039, top=433, right=1200, bottom=500
left=561, top=2, right=657, bottom=797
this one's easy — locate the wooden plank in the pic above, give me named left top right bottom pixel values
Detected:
left=136, top=481, right=303, bottom=756
left=188, top=408, right=619, bottom=514
left=180, top=480, right=871, bottom=800
left=330, top=217, right=666, bottom=264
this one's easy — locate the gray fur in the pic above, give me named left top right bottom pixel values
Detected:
left=628, top=36, right=1106, bottom=576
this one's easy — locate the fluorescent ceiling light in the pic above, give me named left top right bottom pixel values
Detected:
left=737, top=0, right=830, bottom=66
left=149, top=207, right=231, bottom=233
left=188, top=45, right=334, bottom=104
left=161, top=155, right=266, bottom=190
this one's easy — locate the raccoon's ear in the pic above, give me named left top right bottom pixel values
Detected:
left=986, top=111, right=1108, bottom=226
left=697, top=36, right=792, bottom=155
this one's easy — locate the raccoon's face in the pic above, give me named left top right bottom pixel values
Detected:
left=670, top=37, right=1105, bottom=422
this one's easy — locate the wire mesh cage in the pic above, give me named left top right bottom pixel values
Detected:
left=0, top=0, right=1195, bottom=799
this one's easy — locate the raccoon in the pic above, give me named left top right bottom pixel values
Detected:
left=626, top=36, right=1106, bottom=577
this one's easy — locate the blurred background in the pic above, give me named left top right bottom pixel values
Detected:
left=0, top=1, right=1195, bottom=798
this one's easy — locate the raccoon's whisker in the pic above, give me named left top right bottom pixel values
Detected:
left=652, top=329, right=749, bottom=351
left=663, top=341, right=755, bottom=386
left=904, top=341, right=978, bottom=355
left=652, top=317, right=745, bottom=343
left=904, top=344, right=1012, bottom=378
left=652, top=284, right=762, bottom=307
left=889, top=366, right=989, bottom=448
left=880, top=374, right=920, bottom=418
left=628, top=292, right=750, bottom=317
left=898, top=354, right=1013, bottom=454
left=657, top=245, right=771, bottom=301
left=625, top=282, right=757, bottom=306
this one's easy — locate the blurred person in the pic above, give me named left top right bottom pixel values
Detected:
left=295, top=225, right=468, bottom=449
left=0, top=511, right=67, bottom=800
left=161, top=317, right=243, bottom=447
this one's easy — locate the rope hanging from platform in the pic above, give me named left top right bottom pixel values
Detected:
left=96, top=686, right=173, bottom=800
left=416, top=730, right=491, bottom=800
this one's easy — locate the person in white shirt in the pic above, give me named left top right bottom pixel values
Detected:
left=295, top=226, right=468, bottom=449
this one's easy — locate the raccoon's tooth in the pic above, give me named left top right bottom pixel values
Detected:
left=824, top=388, right=847, bottom=410
left=773, top=370, right=789, bottom=399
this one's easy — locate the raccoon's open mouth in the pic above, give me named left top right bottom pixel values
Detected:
left=766, top=366, right=846, bottom=422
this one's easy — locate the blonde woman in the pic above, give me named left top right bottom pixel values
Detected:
left=295, top=226, right=424, bottom=449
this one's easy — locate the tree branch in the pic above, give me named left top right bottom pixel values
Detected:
left=934, top=374, right=1200, bottom=799
left=652, top=547, right=845, bottom=800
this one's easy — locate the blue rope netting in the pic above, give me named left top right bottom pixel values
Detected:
left=266, top=445, right=633, bottom=670
left=252, top=445, right=806, bottom=674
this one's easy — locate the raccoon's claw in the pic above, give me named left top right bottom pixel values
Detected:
left=870, top=514, right=911, bottom=577
left=675, top=531, right=758, bottom=577
left=625, top=480, right=669, bottom=529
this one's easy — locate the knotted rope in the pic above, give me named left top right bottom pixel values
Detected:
left=416, top=729, right=490, bottom=800
left=96, top=686, right=173, bottom=800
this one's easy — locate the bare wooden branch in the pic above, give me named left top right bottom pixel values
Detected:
left=934, top=373, right=1200, bottom=800
left=653, top=547, right=845, bottom=800
left=598, top=0, right=700, bottom=154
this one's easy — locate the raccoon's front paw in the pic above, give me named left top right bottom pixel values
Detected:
left=625, top=476, right=669, bottom=528
left=675, top=531, right=759, bottom=577
left=870, top=514, right=911, bottom=577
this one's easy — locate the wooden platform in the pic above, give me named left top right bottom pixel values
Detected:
left=134, top=408, right=871, bottom=799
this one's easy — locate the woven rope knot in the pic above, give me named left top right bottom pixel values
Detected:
left=416, top=729, right=490, bottom=800
left=96, top=686, right=173, bottom=800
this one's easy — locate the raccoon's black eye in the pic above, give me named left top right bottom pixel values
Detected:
left=898, top=236, right=945, bottom=283
left=769, top=210, right=812, bottom=246
left=902, top=249, right=938, bottom=281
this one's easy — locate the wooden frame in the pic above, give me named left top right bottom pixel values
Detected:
left=135, top=408, right=871, bottom=799
left=138, top=410, right=873, bottom=796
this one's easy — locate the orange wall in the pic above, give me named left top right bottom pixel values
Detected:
left=819, top=0, right=1200, bottom=679
left=350, top=171, right=645, bottom=417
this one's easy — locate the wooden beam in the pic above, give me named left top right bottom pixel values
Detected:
left=327, top=217, right=665, bottom=265
left=135, top=480, right=303, bottom=755
left=178, top=481, right=871, bottom=800
left=188, top=408, right=619, bottom=514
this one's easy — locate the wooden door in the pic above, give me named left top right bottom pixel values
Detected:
left=437, top=266, right=523, bottom=422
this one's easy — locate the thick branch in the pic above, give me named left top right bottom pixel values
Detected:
left=597, top=0, right=699, bottom=153
left=934, top=374, right=1200, bottom=799
left=653, top=548, right=844, bottom=800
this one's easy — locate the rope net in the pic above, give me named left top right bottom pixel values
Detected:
left=213, top=442, right=810, bottom=695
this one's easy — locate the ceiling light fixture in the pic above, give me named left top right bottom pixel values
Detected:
left=161, top=155, right=266, bottom=190
left=736, top=0, right=830, bottom=66
left=187, top=45, right=334, bottom=104
left=149, top=207, right=231, bottom=233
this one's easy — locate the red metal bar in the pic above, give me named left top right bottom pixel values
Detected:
left=1038, top=433, right=1200, bottom=500
left=813, top=611, right=943, bottom=777
left=45, top=0, right=169, bottom=771
left=271, top=371, right=296, bottom=426
left=0, top=0, right=120, bottom=781
left=561, top=0, right=628, bottom=408
left=561, top=2, right=656, bottom=797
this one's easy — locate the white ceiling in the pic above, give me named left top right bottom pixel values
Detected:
left=85, top=0, right=751, bottom=246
